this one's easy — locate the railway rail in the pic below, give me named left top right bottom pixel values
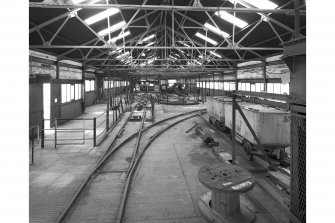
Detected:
left=55, top=97, right=206, bottom=223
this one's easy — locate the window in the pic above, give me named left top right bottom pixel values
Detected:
left=85, top=80, right=95, bottom=92
left=61, top=84, right=67, bottom=103
left=241, top=83, right=246, bottom=91
left=75, top=84, right=81, bottom=100
left=267, top=83, right=274, bottom=93
left=61, top=83, right=82, bottom=103
left=282, top=83, right=289, bottom=94
left=85, top=80, right=90, bottom=92
left=273, top=83, right=281, bottom=94
left=66, top=84, right=71, bottom=102
left=197, top=82, right=200, bottom=87
left=255, top=83, right=263, bottom=92
left=214, top=82, right=219, bottom=90
left=230, top=82, right=236, bottom=91
left=224, top=82, right=229, bottom=91
left=245, top=83, right=250, bottom=91
left=251, top=83, right=256, bottom=92
left=90, top=80, right=95, bottom=91
left=209, top=82, right=214, bottom=89
left=168, top=79, right=176, bottom=87
left=70, top=85, right=75, bottom=100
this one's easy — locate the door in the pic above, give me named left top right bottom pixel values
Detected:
left=29, top=83, right=43, bottom=138
left=43, top=83, right=51, bottom=129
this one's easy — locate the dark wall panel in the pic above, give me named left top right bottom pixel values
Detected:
left=85, top=91, right=96, bottom=106
left=60, top=101, right=81, bottom=120
left=29, top=83, right=43, bottom=138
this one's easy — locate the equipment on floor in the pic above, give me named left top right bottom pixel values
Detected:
left=198, top=164, right=256, bottom=223
left=186, top=123, right=219, bottom=147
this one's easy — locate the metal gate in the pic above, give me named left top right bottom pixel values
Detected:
left=290, top=113, right=306, bottom=223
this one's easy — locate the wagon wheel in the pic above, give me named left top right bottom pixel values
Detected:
left=243, top=141, right=252, bottom=155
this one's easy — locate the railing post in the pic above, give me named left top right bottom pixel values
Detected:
left=106, top=109, right=109, bottom=131
left=93, top=118, right=96, bottom=147
left=41, top=120, right=44, bottom=149
left=232, top=94, right=236, bottom=164
left=83, top=118, right=85, bottom=144
left=54, top=118, right=57, bottom=149
left=31, top=128, right=34, bottom=165
left=120, top=98, right=123, bottom=112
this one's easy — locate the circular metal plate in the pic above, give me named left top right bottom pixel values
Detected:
left=198, top=164, right=255, bottom=193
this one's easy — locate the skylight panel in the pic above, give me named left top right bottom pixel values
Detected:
left=234, top=0, right=278, bottom=9
left=193, top=60, right=202, bottom=65
left=177, top=49, right=185, bottom=53
left=178, top=41, right=191, bottom=47
left=142, top=34, right=155, bottom=42
left=98, top=21, right=126, bottom=36
left=209, top=51, right=222, bottom=58
left=148, top=57, right=157, bottom=64
left=107, top=31, right=131, bottom=44
left=73, top=0, right=87, bottom=3
left=214, top=11, right=248, bottom=28
left=72, top=0, right=101, bottom=13
left=195, top=33, right=218, bottom=45
left=85, top=8, right=120, bottom=25
left=169, top=55, right=177, bottom=60
left=116, top=51, right=129, bottom=60
left=145, top=42, right=155, bottom=47
left=204, top=23, right=230, bottom=38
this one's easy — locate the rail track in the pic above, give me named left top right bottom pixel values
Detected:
left=55, top=96, right=206, bottom=223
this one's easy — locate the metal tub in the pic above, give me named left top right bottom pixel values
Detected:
left=224, top=101, right=290, bottom=147
left=207, top=96, right=233, bottom=123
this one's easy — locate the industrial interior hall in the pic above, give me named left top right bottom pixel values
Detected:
left=29, top=0, right=306, bottom=223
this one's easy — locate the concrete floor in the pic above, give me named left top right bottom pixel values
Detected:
left=30, top=100, right=290, bottom=223
left=29, top=103, right=132, bottom=223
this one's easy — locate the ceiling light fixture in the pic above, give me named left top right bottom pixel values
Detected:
left=209, top=51, right=222, bottom=58
left=195, top=33, right=218, bottom=45
left=142, top=34, right=155, bottom=42
left=230, top=0, right=277, bottom=9
left=214, top=11, right=248, bottom=28
left=145, top=41, right=155, bottom=47
left=107, top=31, right=131, bottom=44
left=98, top=21, right=126, bottom=36
left=85, top=8, right=120, bottom=25
left=116, top=51, right=130, bottom=60
left=204, top=23, right=230, bottom=38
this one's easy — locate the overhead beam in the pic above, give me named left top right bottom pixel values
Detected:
left=30, top=45, right=283, bottom=50
left=76, top=58, right=245, bottom=61
left=29, top=3, right=305, bottom=14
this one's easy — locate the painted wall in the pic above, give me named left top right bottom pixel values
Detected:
left=29, top=83, right=43, bottom=135
left=60, top=101, right=82, bottom=120
left=85, top=91, right=96, bottom=106
left=289, top=55, right=306, bottom=102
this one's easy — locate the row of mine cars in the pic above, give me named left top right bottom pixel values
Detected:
left=207, top=96, right=290, bottom=163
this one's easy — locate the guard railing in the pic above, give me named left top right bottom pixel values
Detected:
left=41, top=97, right=128, bottom=149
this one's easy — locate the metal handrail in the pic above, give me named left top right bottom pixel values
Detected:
left=29, top=125, right=40, bottom=165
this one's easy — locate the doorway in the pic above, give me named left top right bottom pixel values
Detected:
left=43, top=83, right=50, bottom=129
